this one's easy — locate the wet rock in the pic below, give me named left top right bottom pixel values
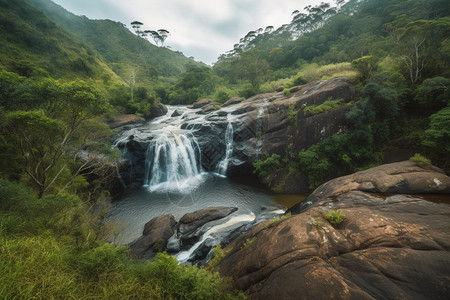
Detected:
left=179, top=207, right=238, bottom=237
left=129, top=214, right=176, bottom=259
left=171, top=109, right=182, bottom=117
left=149, top=103, right=168, bottom=118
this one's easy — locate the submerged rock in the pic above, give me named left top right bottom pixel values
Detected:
left=214, top=162, right=450, bottom=299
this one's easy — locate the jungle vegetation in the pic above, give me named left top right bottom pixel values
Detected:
left=0, top=0, right=449, bottom=298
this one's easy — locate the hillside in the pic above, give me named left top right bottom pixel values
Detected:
left=28, top=0, right=201, bottom=78
left=0, top=0, right=119, bottom=81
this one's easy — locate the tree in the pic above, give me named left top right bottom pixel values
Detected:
left=157, top=29, right=170, bottom=47
left=0, top=79, right=111, bottom=198
left=125, top=65, right=137, bottom=102
left=131, top=21, right=144, bottom=36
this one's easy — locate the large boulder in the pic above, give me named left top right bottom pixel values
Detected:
left=129, top=214, right=176, bottom=259
left=289, top=160, right=450, bottom=214
left=178, top=207, right=238, bottom=241
left=214, top=163, right=450, bottom=299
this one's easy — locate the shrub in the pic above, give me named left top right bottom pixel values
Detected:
left=409, top=153, right=431, bottom=165
left=241, top=237, right=257, bottom=249
left=253, top=154, right=281, bottom=177
left=304, top=99, right=348, bottom=115
left=283, top=88, right=291, bottom=97
left=323, top=209, right=345, bottom=228
left=208, top=245, right=232, bottom=268
left=313, top=221, right=323, bottom=227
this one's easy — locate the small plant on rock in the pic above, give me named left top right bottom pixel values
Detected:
left=323, top=209, right=345, bottom=228
left=409, top=153, right=431, bottom=165
left=313, top=221, right=323, bottom=227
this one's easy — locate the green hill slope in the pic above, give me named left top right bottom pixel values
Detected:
left=0, top=0, right=119, bottom=82
left=28, top=0, right=202, bottom=77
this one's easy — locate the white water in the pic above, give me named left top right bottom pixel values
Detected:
left=144, top=132, right=204, bottom=193
left=176, top=212, right=256, bottom=264
left=216, top=114, right=234, bottom=176
left=255, top=98, right=269, bottom=158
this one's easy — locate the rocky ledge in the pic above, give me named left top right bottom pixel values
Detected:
left=214, top=161, right=450, bottom=299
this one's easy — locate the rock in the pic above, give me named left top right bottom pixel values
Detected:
left=179, top=207, right=238, bottom=237
left=275, top=86, right=285, bottom=92
left=197, top=103, right=219, bottom=114
left=261, top=167, right=308, bottom=194
left=289, top=160, right=450, bottom=214
left=149, top=103, right=168, bottom=118
left=129, top=214, right=176, bottom=259
left=222, top=97, right=243, bottom=107
left=191, top=98, right=213, bottom=109
left=105, top=114, right=144, bottom=129
left=214, top=163, right=450, bottom=299
left=171, top=109, right=182, bottom=117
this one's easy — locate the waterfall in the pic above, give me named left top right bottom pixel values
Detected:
left=216, top=115, right=234, bottom=176
left=255, top=98, right=269, bottom=159
left=144, top=132, right=203, bottom=193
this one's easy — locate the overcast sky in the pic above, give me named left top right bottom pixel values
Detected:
left=51, top=0, right=326, bottom=65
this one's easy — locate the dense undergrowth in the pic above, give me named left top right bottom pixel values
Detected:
left=0, top=179, right=244, bottom=299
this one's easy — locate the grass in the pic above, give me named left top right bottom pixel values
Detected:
left=241, top=237, right=257, bottom=250
left=266, top=212, right=292, bottom=228
left=208, top=245, right=232, bottom=269
left=323, top=209, right=345, bottom=228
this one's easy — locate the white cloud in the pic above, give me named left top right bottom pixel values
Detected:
left=52, top=0, right=325, bottom=64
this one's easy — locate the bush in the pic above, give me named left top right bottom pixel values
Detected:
left=409, top=153, right=431, bottom=165
left=323, top=209, right=345, bottom=228
left=253, top=154, right=282, bottom=177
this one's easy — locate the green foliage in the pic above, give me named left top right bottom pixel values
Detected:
left=352, top=56, right=378, bottom=83
left=409, top=153, right=431, bottom=165
left=323, top=209, right=345, bottom=228
left=241, top=237, right=257, bottom=249
left=293, top=75, right=307, bottom=86
left=0, top=178, right=243, bottom=299
left=313, top=221, right=323, bottom=227
left=252, top=154, right=281, bottom=178
left=304, top=99, right=349, bottom=115
left=208, top=245, right=232, bottom=269
left=283, top=88, right=291, bottom=97
left=265, top=212, right=292, bottom=228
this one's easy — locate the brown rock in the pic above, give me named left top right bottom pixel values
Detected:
left=191, top=98, right=213, bottom=109
left=216, top=192, right=450, bottom=299
left=214, top=163, right=450, bottom=299
left=222, top=97, right=243, bottom=107
left=290, top=160, right=450, bottom=214
left=129, top=214, right=176, bottom=258
left=179, top=207, right=238, bottom=235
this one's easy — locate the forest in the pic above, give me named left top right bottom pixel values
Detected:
left=0, top=0, right=449, bottom=298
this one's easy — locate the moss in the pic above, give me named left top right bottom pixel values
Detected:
left=241, top=237, right=257, bottom=249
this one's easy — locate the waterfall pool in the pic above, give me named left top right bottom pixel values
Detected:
left=108, top=174, right=285, bottom=245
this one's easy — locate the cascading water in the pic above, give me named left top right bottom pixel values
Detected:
left=255, top=98, right=269, bottom=158
left=216, top=114, right=234, bottom=176
left=144, top=132, right=203, bottom=193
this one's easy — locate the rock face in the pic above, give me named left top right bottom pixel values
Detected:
left=115, top=77, right=355, bottom=185
left=214, top=163, right=450, bottom=299
left=289, top=160, right=450, bottom=214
